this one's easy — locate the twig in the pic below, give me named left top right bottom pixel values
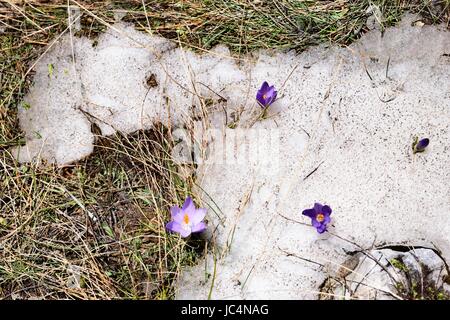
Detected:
left=279, top=64, right=300, bottom=92
left=278, top=246, right=325, bottom=267
left=303, top=160, right=324, bottom=181
left=385, top=56, right=390, bottom=79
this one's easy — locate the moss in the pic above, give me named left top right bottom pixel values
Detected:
left=390, top=258, right=409, bottom=272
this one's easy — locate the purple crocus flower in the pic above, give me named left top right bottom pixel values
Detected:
left=166, top=196, right=207, bottom=238
left=256, top=81, right=277, bottom=108
left=302, top=203, right=332, bottom=234
left=413, top=138, right=429, bottom=153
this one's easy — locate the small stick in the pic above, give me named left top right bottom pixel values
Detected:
left=385, top=56, right=391, bottom=79
left=303, top=161, right=324, bottom=181
left=278, top=247, right=325, bottom=267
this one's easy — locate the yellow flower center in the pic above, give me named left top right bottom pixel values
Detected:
left=316, top=213, right=325, bottom=223
left=262, top=94, right=267, bottom=99
left=183, top=214, right=190, bottom=225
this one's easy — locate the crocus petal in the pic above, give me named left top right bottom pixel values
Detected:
left=171, top=206, right=184, bottom=223
left=416, top=138, right=429, bottom=151
left=179, top=228, right=192, bottom=238
left=260, top=81, right=269, bottom=91
left=302, top=208, right=317, bottom=218
left=256, top=91, right=266, bottom=106
left=189, top=208, right=207, bottom=226
left=166, top=220, right=177, bottom=232
left=191, top=221, right=207, bottom=233
left=316, top=224, right=328, bottom=234
left=313, top=203, right=323, bottom=214
left=182, top=196, right=195, bottom=214
left=322, top=214, right=331, bottom=225
left=311, top=218, right=322, bottom=229
left=322, top=205, right=332, bottom=216
left=267, top=86, right=276, bottom=97
left=265, top=87, right=276, bottom=105
left=269, top=90, right=278, bottom=105
left=166, top=221, right=191, bottom=238
left=256, top=90, right=264, bottom=99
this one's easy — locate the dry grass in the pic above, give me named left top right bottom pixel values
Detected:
left=0, top=124, right=206, bottom=299
left=0, top=0, right=448, bottom=300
